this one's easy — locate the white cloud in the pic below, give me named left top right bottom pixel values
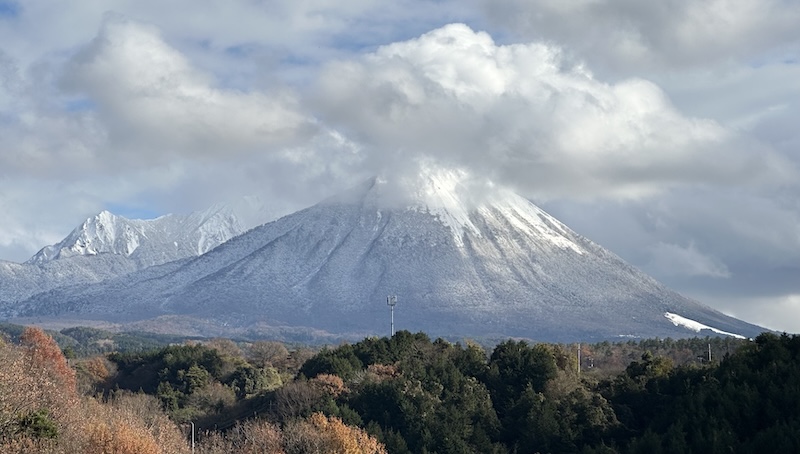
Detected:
left=62, top=18, right=314, bottom=164
left=482, top=0, right=800, bottom=73
left=313, top=23, right=789, bottom=199
left=0, top=180, right=103, bottom=262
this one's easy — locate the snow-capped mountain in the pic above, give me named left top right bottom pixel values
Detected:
left=0, top=200, right=278, bottom=305
left=29, top=207, right=241, bottom=266
left=8, top=175, right=767, bottom=342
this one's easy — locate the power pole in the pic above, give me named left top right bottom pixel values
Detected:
left=577, top=343, right=581, bottom=376
left=387, top=295, right=397, bottom=337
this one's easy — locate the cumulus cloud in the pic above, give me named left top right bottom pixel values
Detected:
left=0, top=48, right=104, bottom=179
left=312, top=23, right=788, bottom=200
left=62, top=18, right=314, bottom=164
left=482, top=0, right=800, bottom=73
left=0, top=13, right=380, bottom=261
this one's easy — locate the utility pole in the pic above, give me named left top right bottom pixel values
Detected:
left=387, top=295, right=397, bottom=336
left=577, top=343, right=581, bottom=376
left=708, top=343, right=712, bottom=363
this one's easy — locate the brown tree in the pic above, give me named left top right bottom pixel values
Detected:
left=283, top=413, right=387, bottom=454
left=20, top=327, right=78, bottom=395
left=310, top=374, right=347, bottom=398
left=248, top=341, right=290, bottom=368
left=204, top=338, right=244, bottom=359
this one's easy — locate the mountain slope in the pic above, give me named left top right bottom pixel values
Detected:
left=9, top=176, right=766, bottom=341
left=0, top=201, right=276, bottom=305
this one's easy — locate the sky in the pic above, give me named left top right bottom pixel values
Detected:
left=1, top=0, right=799, bottom=332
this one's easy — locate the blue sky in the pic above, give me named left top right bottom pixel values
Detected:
left=0, top=2, right=18, bottom=18
left=1, top=0, right=799, bottom=332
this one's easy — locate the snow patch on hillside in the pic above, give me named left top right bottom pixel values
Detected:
left=665, top=312, right=746, bottom=339
left=405, top=169, right=584, bottom=253
left=483, top=193, right=584, bottom=254
left=414, top=170, right=482, bottom=247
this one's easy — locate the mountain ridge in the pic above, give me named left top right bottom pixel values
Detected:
left=5, top=177, right=767, bottom=342
left=0, top=199, right=277, bottom=305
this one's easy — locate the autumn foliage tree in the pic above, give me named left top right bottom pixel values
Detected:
left=1, top=327, right=190, bottom=453
left=283, top=412, right=387, bottom=454
left=0, top=337, right=43, bottom=442
left=0, top=327, right=79, bottom=450
left=74, top=395, right=189, bottom=454
left=20, top=326, right=78, bottom=396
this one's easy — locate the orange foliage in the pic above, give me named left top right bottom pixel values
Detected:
left=1, top=330, right=77, bottom=445
left=82, top=418, right=161, bottom=454
left=311, top=373, right=348, bottom=397
left=20, top=327, right=77, bottom=395
left=1, top=332, right=190, bottom=454
left=0, top=330, right=388, bottom=454
left=75, top=356, right=114, bottom=394
left=74, top=398, right=188, bottom=454
left=285, top=412, right=387, bottom=454
left=105, top=392, right=190, bottom=453
left=84, top=356, right=111, bottom=382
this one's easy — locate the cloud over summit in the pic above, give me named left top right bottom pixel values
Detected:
left=313, top=23, right=784, bottom=199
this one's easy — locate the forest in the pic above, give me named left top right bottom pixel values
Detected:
left=1, top=324, right=799, bottom=453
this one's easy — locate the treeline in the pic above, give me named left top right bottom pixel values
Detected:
left=290, top=331, right=800, bottom=453
left=2, top=327, right=799, bottom=453
left=0, top=323, right=202, bottom=357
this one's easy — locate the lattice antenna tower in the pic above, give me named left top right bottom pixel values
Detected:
left=387, top=295, right=397, bottom=336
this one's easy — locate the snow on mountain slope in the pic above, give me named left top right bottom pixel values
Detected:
left=10, top=176, right=768, bottom=341
left=0, top=254, right=141, bottom=306
left=0, top=199, right=278, bottom=305
left=28, top=206, right=241, bottom=267
left=664, top=312, right=746, bottom=339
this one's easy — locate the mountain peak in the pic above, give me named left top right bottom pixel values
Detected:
left=324, top=172, right=583, bottom=252
left=325, top=170, right=489, bottom=208
left=87, top=209, right=125, bottom=228
left=9, top=177, right=767, bottom=342
left=27, top=208, right=232, bottom=266
left=26, top=211, right=142, bottom=264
